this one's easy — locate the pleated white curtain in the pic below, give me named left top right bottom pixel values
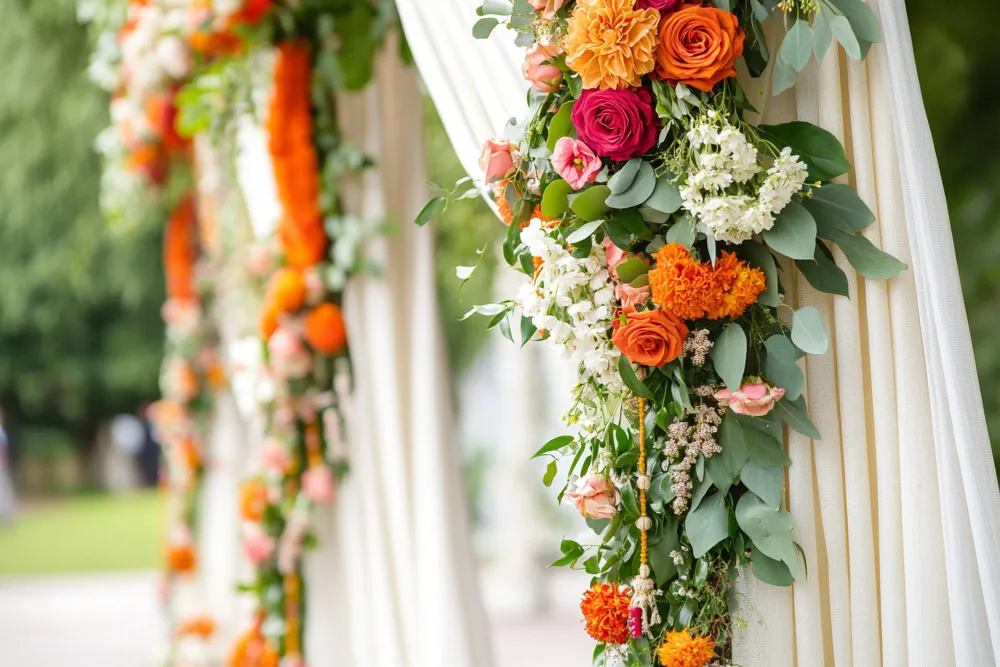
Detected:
left=397, top=0, right=1000, bottom=665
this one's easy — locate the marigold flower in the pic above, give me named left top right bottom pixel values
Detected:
left=229, top=621, right=279, bottom=667
left=264, top=267, right=307, bottom=314
left=657, top=629, right=716, bottom=667
left=580, top=583, right=632, bottom=644
left=240, top=479, right=269, bottom=522
left=163, top=196, right=199, bottom=303
left=708, top=254, right=765, bottom=320
left=305, top=303, right=348, bottom=355
left=564, top=0, right=660, bottom=90
left=166, top=544, right=197, bottom=573
left=648, top=243, right=715, bottom=320
left=177, top=614, right=217, bottom=638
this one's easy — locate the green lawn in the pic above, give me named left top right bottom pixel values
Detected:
left=0, top=491, right=163, bottom=575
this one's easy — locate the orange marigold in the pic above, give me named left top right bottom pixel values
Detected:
left=163, top=196, right=199, bottom=303
left=177, top=614, right=217, bottom=638
left=708, top=257, right=766, bottom=320
left=564, top=0, right=660, bottom=90
left=229, top=621, right=279, bottom=667
left=166, top=544, right=197, bottom=573
left=304, top=303, right=348, bottom=355
left=580, top=583, right=631, bottom=645
left=264, top=267, right=307, bottom=314
left=648, top=243, right=715, bottom=320
left=240, top=479, right=269, bottom=522
left=657, top=629, right=716, bottom=667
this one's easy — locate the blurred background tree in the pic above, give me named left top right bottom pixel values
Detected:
left=0, top=0, right=164, bottom=490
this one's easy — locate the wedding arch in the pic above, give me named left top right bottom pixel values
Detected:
left=84, top=0, right=1000, bottom=665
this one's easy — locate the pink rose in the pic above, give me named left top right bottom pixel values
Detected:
left=268, top=327, right=313, bottom=378
left=528, top=0, right=569, bottom=19
left=302, top=268, right=325, bottom=305
left=572, top=88, right=658, bottom=162
left=247, top=243, right=275, bottom=276
left=601, top=237, right=628, bottom=279
left=615, top=282, right=651, bottom=309
left=551, top=137, right=601, bottom=190
left=242, top=524, right=275, bottom=564
left=522, top=42, right=563, bottom=93
left=161, top=298, right=201, bottom=336
left=261, top=439, right=290, bottom=473
left=565, top=473, right=618, bottom=519
left=478, top=138, right=515, bottom=183
left=636, top=0, right=683, bottom=10
left=302, top=465, right=335, bottom=503
left=715, top=383, right=786, bottom=417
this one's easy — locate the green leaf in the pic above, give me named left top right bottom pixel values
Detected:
left=415, top=196, right=445, bottom=226
left=689, top=475, right=713, bottom=512
left=797, top=243, right=850, bottom=298
left=665, top=214, right=696, bottom=247
left=499, top=316, right=513, bottom=342
left=481, top=0, right=513, bottom=15
left=565, top=219, right=605, bottom=245
left=780, top=20, right=815, bottom=72
left=832, top=0, right=882, bottom=46
left=543, top=460, right=558, bottom=486
left=739, top=242, right=780, bottom=307
left=710, top=323, right=747, bottom=391
left=520, top=313, right=538, bottom=347
left=560, top=538, right=585, bottom=557
left=644, top=178, right=683, bottom=214
left=772, top=56, right=798, bottom=96
left=750, top=0, right=771, bottom=22
left=648, top=518, right=681, bottom=586
left=603, top=218, right=631, bottom=249
left=763, top=335, right=805, bottom=400
left=829, top=229, right=907, bottom=280
left=531, top=435, right=574, bottom=458
left=829, top=14, right=861, bottom=60
left=763, top=201, right=817, bottom=260
left=809, top=184, right=875, bottom=231
left=685, top=491, right=730, bottom=558
left=608, top=159, right=642, bottom=195
left=541, top=179, right=574, bottom=219
left=706, top=415, right=748, bottom=496
left=618, top=355, right=654, bottom=399
left=742, top=422, right=792, bottom=468
left=759, top=122, right=851, bottom=181
left=546, top=103, right=576, bottom=152
left=616, top=257, right=649, bottom=284
left=571, top=185, right=612, bottom=222
left=472, top=17, right=500, bottom=39
left=774, top=394, right=822, bottom=439
left=614, top=209, right=651, bottom=238
left=606, top=162, right=656, bottom=209
left=751, top=547, right=796, bottom=586
left=791, top=306, right=828, bottom=355
left=813, top=8, right=833, bottom=61
left=621, top=483, right=640, bottom=520
left=741, top=461, right=783, bottom=508
left=736, top=492, right=799, bottom=577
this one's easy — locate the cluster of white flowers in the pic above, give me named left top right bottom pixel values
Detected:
left=118, top=1, right=192, bottom=101
left=515, top=220, right=625, bottom=399
left=681, top=112, right=808, bottom=244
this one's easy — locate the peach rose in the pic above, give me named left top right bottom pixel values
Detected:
left=612, top=306, right=688, bottom=367
left=602, top=237, right=628, bottom=279
left=242, top=523, right=276, bottom=564
left=261, top=438, right=290, bottom=473
left=522, top=42, right=564, bottom=92
left=529, top=0, right=569, bottom=19
left=714, top=382, right=785, bottom=417
left=479, top=138, right=516, bottom=183
left=268, top=327, right=313, bottom=378
left=566, top=473, right=618, bottom=519
left=302, top=465, right=335, bottom=503
left=616, top=282, right=652, bottom=309
left=654, top=5, right=745, bottom=92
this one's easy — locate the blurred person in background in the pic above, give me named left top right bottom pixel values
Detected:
left=0, top=406, right=16, bottom=522
left=136, top=403, right=161, bottom=487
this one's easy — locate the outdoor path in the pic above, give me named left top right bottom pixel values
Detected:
left=0, top=572, right=592, bottom=666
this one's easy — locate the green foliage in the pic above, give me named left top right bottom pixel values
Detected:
left=0, top=0, right=164, bottom=456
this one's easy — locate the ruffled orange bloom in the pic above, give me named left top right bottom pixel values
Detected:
left=612, top=305, right=689, bottom=367
left=264, top=267, right=307, bottom=314
left=177, top=435, right=202, bottom=472
left=657, top=629, right=716, bottom=667
left=177, top=615, right=217, bottom=638
left=305, top=303, right=348, bottom=355
left=565, top=0, right=660, bottom=90
left=163, top=196, right=199, bottom=303
left=580, top=583, right=632, bottom=645
left=229, top=621, right=279, bottom=667
left=649, top=243, right=765, bottom=320
left=240, top=480, right=269, bottom=522
left=166, top=544, right=197, bottom=573
left=654, top=5, right=745, bottom=92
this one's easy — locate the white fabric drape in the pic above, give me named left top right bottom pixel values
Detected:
left=398, top=1, right=1000, bottom=664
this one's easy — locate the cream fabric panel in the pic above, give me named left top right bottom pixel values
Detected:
left=303, top=37, right=494, bottom=667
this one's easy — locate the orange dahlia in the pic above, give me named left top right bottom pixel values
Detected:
left=304, top=303, right=348, bottom=355
left=648, top=243, right=715, bottom=320
left=564, top=0, right=660, bottom=90
left=657, top=629, right=716, bottom=667
left=580, top=583, right=632, bottom=645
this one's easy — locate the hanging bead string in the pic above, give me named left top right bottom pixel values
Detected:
left=629, top=396, right=659, bottom=638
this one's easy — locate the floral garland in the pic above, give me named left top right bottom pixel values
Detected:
left=431, top=0, right=904, bottom=664
left=174, top=3, right=396, bottom=665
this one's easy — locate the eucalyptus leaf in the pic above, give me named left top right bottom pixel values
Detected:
left=763, top=335, right=805, bottom=400
left=710, top=323, right=747, bottom=391
left=690, top=475, right=713, bottom=512
left=644, top=178, right=683, bottom=213
left=472, top=17, right=500, bottom=39
left=706, top=413, right=749, bottom=495
left=606, top=162, right=656, bottom=209
left=832, top=0, right=882, bottom=45
left=797, top=243, right=850, bottom=298
left=829, top=229, right=907, bottom=280
left=791, top=306, right=829, bottom=355
left=608, top=159, right=642, bottom=195
left=546, top=103, right=576, bottom=152
left=774, top=394, right=822, bottom=439
left=750, top=0, right=770, bottom=22
left=809, top=184, right=875, bottom=231
left=666, top=215, right=697, bottom=247
left=648, top=518, right=681, bottom=585
left=780, top=20, right=815, bottom=72
left=565, top=219, right=605, bottom=244
left=685, top=491, right=730, bottom=558
left=829, top=14, right=861, bottom=60
left=751, top=547, right=796, bottom=586
left=571, top=185, right=612, bottom=222
left=741, top=461, right=783, bottom=508
left=763, top=201, right=817, bottom=260
left=813, top=8, right=833, bottom=61
left=481, top=0, right=513, bottom=15
left=742, top=422, right=792, bottom=468
left=759, top=122, right=851, bottom=181
left=736, top=492, right=799, bottom=577
left=739, top=242, right=780, bottom=307
left=772, top=56, right=798, bottom=96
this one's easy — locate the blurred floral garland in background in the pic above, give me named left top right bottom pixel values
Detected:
left=423, top=0, right=904, bottom=665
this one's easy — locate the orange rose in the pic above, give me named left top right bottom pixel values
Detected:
left=654, top=5, right=745, bottom=92
left=265, top=267, right=306, bottom=314
left=304, top=303, right=348, bottom=355
left=239, top=480, right=269, bottom=522
left=166, top=544, right=197, bottom=573
left=612, top=306, right=688, bottom=367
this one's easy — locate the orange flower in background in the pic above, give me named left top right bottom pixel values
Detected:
left=564, top=0, right=660, bottom=90
left=259, top=306, right=279, bottom=339
left=146, top=89, right=188, bottom=154
left=648, top=243, right=715, bottom=320
left=229, top=621, right=279, bottom=667
left=240, top=480, right=269, bottom=522
left=305, top=303, right=348, bottom=355
left=264, top=267, right=307, bottom=314
left=178, top=615, right=217, bottom=638
left=164, top=196, right=199, bottom=303
left=277, top=219, right=327, bottom=269
left=657, top=629, right=716, bottom=667
left=612, top=305, right=689, bottom=367
left=580, top=583, right=632, bottom=645
left=177, top=435, right=202, bottom=472
left=654, top=4, right=745, bottom=92
left=166, top=544, right=197, bottom=573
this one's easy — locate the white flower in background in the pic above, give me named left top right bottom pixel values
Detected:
left=119, top=1, right=192, bottom=100
left=681, top=114, right=808, bottom=244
